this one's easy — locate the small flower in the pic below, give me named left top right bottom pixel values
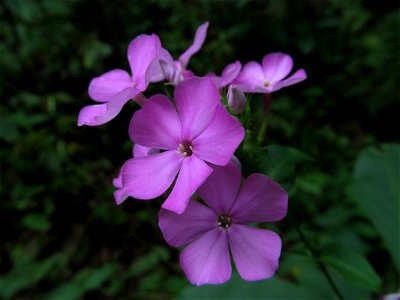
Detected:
left=149, top=22, right=209, bottom=85
left=158, top=162, right=288, bottom=286
left=235, top=52, right=307, bottom=93
left=207, top=61, right=242, bottom=89
left=121, top=77, right=245, bottom=214
left=77, top=34, right=162, bottom=126
left=227, top=84, right=246, bottom=114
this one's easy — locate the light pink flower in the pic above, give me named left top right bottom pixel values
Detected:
left=159, top=162, right=288, bottom=286
left=148, top=22, right=209, bottom=85
left=121, top=77, right=245, bottom=214
left=235, top=52, right=307, bottom=93
left=77, top=34, right=162, bottom=126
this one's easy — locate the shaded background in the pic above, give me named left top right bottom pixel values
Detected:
left=1, top=0, right=399, bottom=299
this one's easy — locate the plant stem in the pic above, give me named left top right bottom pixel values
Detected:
left=257, top=93, right=272, bottom=144
left=292, top=221, right=345, bottom=300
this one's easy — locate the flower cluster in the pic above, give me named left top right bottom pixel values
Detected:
left=78, top=22, right=306, bottom=286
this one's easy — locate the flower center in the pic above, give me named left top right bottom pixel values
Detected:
left=263, top=81, right=271, bottom=87
left=177, top=141, right=193, bottom=157
left=217, top=215, right=232, bottom=229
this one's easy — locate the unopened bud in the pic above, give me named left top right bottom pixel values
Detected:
left=227, top=85, right=246, bottom=114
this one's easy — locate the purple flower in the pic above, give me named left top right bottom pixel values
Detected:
left=158, top=162, right=288, bottom=285
left=77, top=34, right=162, bottom=126
left=149, top=22, right=209, bottom=85
left=207, top=61, right=242, bottom=89
left=235, top=52, right=307, bottom=93
left=121, top=77, right=245, bottom=214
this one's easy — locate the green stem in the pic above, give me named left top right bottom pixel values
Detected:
left=257, top=93, right=272, bottom=144
left=292, top=220, right=345, bottom=300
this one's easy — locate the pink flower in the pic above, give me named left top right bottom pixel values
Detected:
left=227, top=84, right=246, bottom=114
left=149, top=22, right=209, bottom=85
left=207, top=61, right=242, bottom=89
left=77, top=34, right=162, bottom=126
left=158, top=162, right=288, bottom=286
left=121, top=77, right=245, bottom=214
left=235, top=52, right=307, bottom=93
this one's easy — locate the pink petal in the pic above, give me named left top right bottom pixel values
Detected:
left=77, top=103, right=107, bottom=126
left=162, top=155, right=213, bottom=214
left=229, top=224, right=282, bottom=281
left=158, top=200, right=217, bottom=247
left=94, top=87, right=140, bottom=125
left=88, top=69, right=131, bottom=102
left=112, top=170, right=129, bottom=205
left=133, top=144, right=159, bottom=158
left=271, top=68, right=307, bottom=92
left=180, top=228, right=231, bottom=286
left=220, top=61, right=242, bottom=87
left=146, top=48, right=174, bottom=83
left=179, top=21, right=209, bottom=68
left=129, top=94, right=182, bottom=150
left=160, top=59, right=183, bottom=84
left=229, top=173, right=288, bottom=223
left=122, top=151, right=183, bottom=200
left=192, top=104, right=245, bottom=166
left=174, top=77, right=221, bottom=140
left=198, top=161, right=242, bottom=215
left=234, top=61, right=265, bottom=91
left=262, top=52, right=293, bottom=83
left=128, top=34, right=161, bottom=91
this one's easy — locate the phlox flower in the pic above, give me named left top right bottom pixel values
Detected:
left=150, top=21, right=209, bottom=85
left=227, top=84, right=246, bottom=114
left=235, top=52, right=307, bottom=93
left=121, top=77, right=245, bottom=214
left=78, top=34, right=162, bottom=126
left=158, top=161, right=288, bottom=286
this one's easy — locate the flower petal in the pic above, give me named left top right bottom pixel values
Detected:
left=158, top=200, right=217, bottom=247
left=129, top=94, right=182, bottom=150
left=77, top=104, right=107, bottom=127
left=229, top=224, right=282, bottom=281
left=229, top=173, right=288, bottom=223
left=162, top=155, right=213, bottom=214
left=227, top=84, right=246, bottom=114
left=234, top=61, right=265, bottom=91
left=179, top=21, right=209, bottom=68
left=146, top=48, right=174, bottom=83
left=94, top=87, right=140, bottom=125
left=262, top=52, right=293, bottom=83
left=198, top=161, right=242, bottom=215
left=88, top=69, right=132, bottom=102
left=220, top=61, right=242, bottom=87
left=122, top=151, right=183, bottom=199
left=174, top=77, right=220, bottom=140
left=180, top=228, right=231, bottom=286
left=192, top=104, right=245, bottom=166
left=133, top=144, right=159, bottom=158
left=112, top=169, right=129, bottom=205
left=271, top=68, right=307, bottom=92
left=128, top=34, right=161, bottom=91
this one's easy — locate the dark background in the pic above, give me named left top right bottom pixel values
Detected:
left=1, top=0, right=399, bottom=299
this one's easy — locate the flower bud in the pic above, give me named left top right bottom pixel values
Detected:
left=227, top=85, right=246, bottom=114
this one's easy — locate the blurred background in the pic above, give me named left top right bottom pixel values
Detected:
left=1, top=0, right=399, bottom=299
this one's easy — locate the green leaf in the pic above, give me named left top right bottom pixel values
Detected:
left=260, top=145, right=311, bottom=189
left=347, top=143, right=400, bottom=270
left=319, top=246, right=382, bottom=292
left=22, top=213, right=50, bottom=231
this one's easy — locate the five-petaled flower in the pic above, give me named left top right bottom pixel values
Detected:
left=78, top=34, right=162, bottom=126
left=158, top=161, right=288, bottom=285
left=235, top=52, right=307, bottom=93
left=121, top=77, right=245, bottom=214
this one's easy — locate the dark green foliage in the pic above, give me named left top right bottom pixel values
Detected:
left=0, top=0, right=399, bottom=299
